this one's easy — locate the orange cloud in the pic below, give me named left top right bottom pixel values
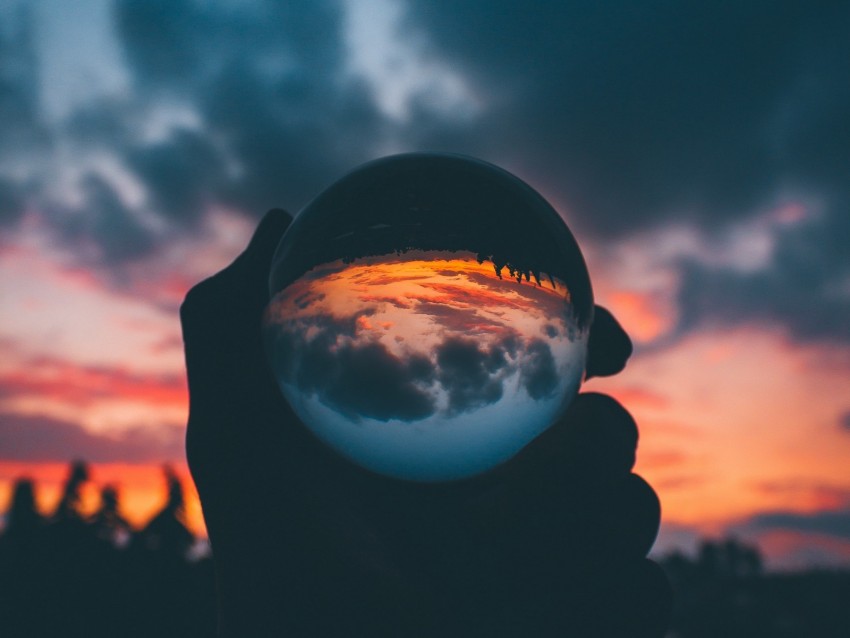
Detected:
left=587, top=327, right=850, bottom=533
left=269, top=253, right=578, bottom=352
left=752, top=481, right=850, bottom=512
left=606, top=291, right=672, bottom=342
left=606, top=385, right=670, bottom=410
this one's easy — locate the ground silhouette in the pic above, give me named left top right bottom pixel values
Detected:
left=661, top=538, right=850, bottom=638
left=2, top=463, right=848, bottom=637
left=0, top=462, right=215, bottom=638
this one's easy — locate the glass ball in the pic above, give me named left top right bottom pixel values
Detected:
left=264, top=153, right=593, bottom=481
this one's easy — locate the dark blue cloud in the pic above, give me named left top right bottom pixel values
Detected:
left=435, top=337, right=508, bottom=414
left=265, top=309, right=559, bottom=421
left=672, top=212, right=850, bottom=344
left=0, top=177, right=26, bottom=226
left=519, top=338, right=557, bottom=400
left=740, top=508, right=850, bottom=541
left=401, top=0, right=850, bottom=345
left=55, top=174, right=156, bottom=263
left=125, top=129, right=225, bottom=224
left=323, top=342, right=436, bottom=421
left=266, top=320, right=437, bottom=422
left=404, top=1, right=849, bottom=232
left=0, top=6, right=48, bottom=230
left=1, top=0, right=848, bottom=349
left=840, top=411, right=850, bottom=433
left=0, top=0, right=386, bottom=269
left=114, top=0, right=385, bottom=214
left=0, top=411, right=184, bottom=463
left=0, top=5, right=44, bottom=151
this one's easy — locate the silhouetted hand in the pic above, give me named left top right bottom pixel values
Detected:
left=181, top=209, right=671, bottom=637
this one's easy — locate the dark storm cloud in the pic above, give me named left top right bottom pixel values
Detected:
left=113, top=0, right=385, bottom=214
left=55, top=174, right=156, bottom=263
left=0, top=412, right=184, bottom=463
left=50, top=100, right=235, bottom=271
left=0, top=176, right=26, bottom=226
left=673, top=211, right=850, bottom=344
left=0, top=0, right=385, bottom=274
left=519, top=339, right=557, bottom=400
left=401, top=0, right=850, bottom=346
left=2, top=0, right=847, bottom=349
left=115, top=0, right=343, bottom=89
left=0, top=7, right=48, bottom=230
left=267, top=320, right=437, bottom=422
left=322, top=343, right=435, bottom=421
left=49, top=0, right=381, bottom=263
left=0, top=6, right=45, bottom=152
left=435, top=337, right=510, bottom=413
left=113, top=0, right=210, bottom=87
left=840, top=411, right=850, bottom=433
left=266, top=306, right=561, bottom=421
left=124, top=129, right=225, bottom=224
left=404, top=1, right=849, bottom=234
left=0, top=9, right=162, bottom=266
left=738, top=508, right=850, bottom=541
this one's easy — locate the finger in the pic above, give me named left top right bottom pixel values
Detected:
left=577, top=558, right=672, bottom=638
left=586, top=305, right=632, bottom=379
left=460, top=393, right=641, bottom=552
left=180, top=210, right=296, bottom=479
left=585, top=473, right=662, bottom=562
left=479, top=394, right=653, bottom=572
left=514, top=393, right=638, bottom=483
left=559, top=393, right=638, bottom=479
left=457, top=472, right=663, bottom=622
left=524, top=471, right=661, bottom=561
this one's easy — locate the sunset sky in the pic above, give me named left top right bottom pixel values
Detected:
left=0, top=0, right=848, bottom=569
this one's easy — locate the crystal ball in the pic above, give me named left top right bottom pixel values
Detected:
left=264, top=153, right=593, bottom=481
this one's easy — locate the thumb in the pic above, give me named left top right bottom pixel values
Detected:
left=181, top=209, right=293, bottom=338
left=585, top=305, right=632, bottom=379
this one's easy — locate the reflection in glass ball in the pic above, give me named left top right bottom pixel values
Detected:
left=264, top=154, right=593, bottom=481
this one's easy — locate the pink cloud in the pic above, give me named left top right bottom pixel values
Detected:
left=0, top=354, right=187, bottom=409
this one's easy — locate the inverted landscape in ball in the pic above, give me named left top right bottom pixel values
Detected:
left=264, top=153, right=593, bottom=481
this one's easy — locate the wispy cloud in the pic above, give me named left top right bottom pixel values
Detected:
left=0, top=411, right=184, bottom=463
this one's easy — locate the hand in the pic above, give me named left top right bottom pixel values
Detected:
left=181, top=209, right=671, bottom=637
